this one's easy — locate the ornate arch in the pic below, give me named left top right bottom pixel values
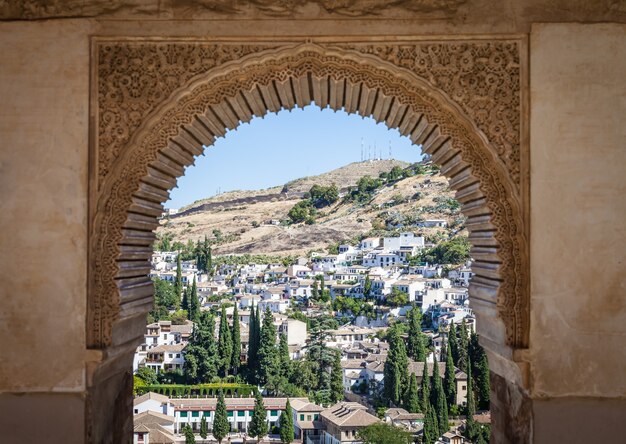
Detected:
left=89, top=40, right=528, bottom=356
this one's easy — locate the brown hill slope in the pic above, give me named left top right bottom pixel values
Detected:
left=158, top=160, right=464, bottom=256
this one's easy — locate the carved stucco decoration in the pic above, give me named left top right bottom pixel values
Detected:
left=91, top=40, right=528, bottom=353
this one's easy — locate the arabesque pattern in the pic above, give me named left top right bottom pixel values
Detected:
left=90, top=41, right=528, bottom=359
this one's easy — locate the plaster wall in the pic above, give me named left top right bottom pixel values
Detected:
left=529, top=23, right=626, bottom=398
left=0, top=20, right=94, bottom=391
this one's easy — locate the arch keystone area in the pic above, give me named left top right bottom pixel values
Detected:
left=88, top=38, right=529, bottom=440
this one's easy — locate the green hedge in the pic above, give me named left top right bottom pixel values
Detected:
left=134, top=383, right=257, bottom=398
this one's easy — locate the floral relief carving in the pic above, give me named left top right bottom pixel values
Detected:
left=91, top=40, right=528, bottom=353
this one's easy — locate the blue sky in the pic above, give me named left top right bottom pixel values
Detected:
left=167, top=104, right=422, bottom=209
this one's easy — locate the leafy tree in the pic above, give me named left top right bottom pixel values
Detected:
left=419, top=358, right=430, bottom=413
left=330, top=350, right=344, bottom=404
left=184, top=424, right=195, bottom=444
left=200, top=415, right=208, bottom=439
left=443, top=345, right=457, bottom=412
left=404, top=373, right=420, bottom=413
left=212, top=391, right=230, bottom=443
left=231, top=305, right=241, bottom=375
left=175, top=254, right=183, bottom=299
left=278, top=333, right=291, bottom=380
left=288, top=200, right=316, bottom=224
left=188, top=276, right=199, bottom=321
left=258, top=307, right=279, bottom=385
left=309, top=184, right=339, bottom=208
left=357, top=422, right=412, bottom=444
left=430, top=358, right=449, bottom=436
left=279, top=399, right=295, bottom=443
left=406, top=305, right=426, bottom=361
left=386, top=287, right=409, bottom=307
left=136, top=367, right=158, bottom=385
left=217, top=306, right=233, bottom=376
left=363, top=274, right=372, bottom=299
left=248, top=392, right=268, bottom=440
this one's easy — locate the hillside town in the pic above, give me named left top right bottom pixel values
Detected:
left=133, top=217, right=490, bottom=443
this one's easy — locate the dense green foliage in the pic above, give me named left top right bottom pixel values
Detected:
left=248, top=392, right=268, bottom=439
left=357, top=422, right=412, bottom=444
left=212, top=391, right=230, bottom=443
left=279, top=399, right=295, bottom=443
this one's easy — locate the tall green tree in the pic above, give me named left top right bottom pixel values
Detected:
left=384, top=325, right=409, bottom=405
left=330, top=349, right=344, bottom=404
left=258, top=307, right=278, bottom=385
left=448, top=322, right=459, bottom=367
left=199, top=415, right=208, bottom=439
left=248, top=392, right=268, bottom=440
left=175, top=253, right=183, bottom=299
left=419, top=358, right=430, bottom=413
left=279, top=399, right=295, bottom=443
left=404, top=373, right=420, bottom=413
left=183, top=424, right=195, bottom=444
left=218, top=306, right=233, bottom=376
left=363, top=274, right=372, bottom=299
left=188, top=276, right=199, bottom=321
left=430, top=360, right=449, bottom=436
left=212, top=391, right=229, bottom=444
left=422, top=404, right=439, bottom=444
left=443, top=346, right=457, bottom=412
left=457, top=319, right=469, bottom=372
left=231, top=305, right=241, bottom=375
left=278, top=333, right=291, bottom=379
left=406, top=305, right=426, bottom=361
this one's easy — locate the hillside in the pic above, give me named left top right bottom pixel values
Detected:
left=157, top=160, right=465, bottom=256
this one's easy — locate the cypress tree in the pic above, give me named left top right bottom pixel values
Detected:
left=248, top=392, right=268, bottom=440
left=278, top=332, right=291, bottom=379
left=175, top=253, right=183, bottom=299
left=231, top=305, right=241, bottom=375
left=218, top=306, right=233, bottom=376
left=404, top=373, right=420, bottom=413
left=407, top=305, right=426, bottom=362
left=419, top=358, right=430, bottom=413
left=199, top=415, right=208, bottom=439
left=423, top=403, right=439, bottom=444
left=212, top=391, right=229, bottom=444
left=258, top=307, right=278, bottom=385
left=181, top=286, right=190, bottom=312
left=188, top=276, right=199, bottom=321
left=457, top=319, right=469, bottom=372
left=448, top=322, right=459, bottom=367
left=184, top=424, right=196, bottom=444
left=430, top=359, right=449, bottom=436
left=476, top=351, right=490, bottom=411
left=443, top=345, right=457, bottom=411
left=330, top=350, right=344, bottom=404
left=279, top=399, right=295, bottom=443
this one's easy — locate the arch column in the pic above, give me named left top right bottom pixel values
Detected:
left=89, top=39, right=529, bottom=443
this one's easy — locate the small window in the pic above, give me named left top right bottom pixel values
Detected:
left=180, top=411, right=188, bottom=417
left=192, top=411, right=200, bottom=417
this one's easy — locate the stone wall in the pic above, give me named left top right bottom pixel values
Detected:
left=0, top=14, right=624, bottom=444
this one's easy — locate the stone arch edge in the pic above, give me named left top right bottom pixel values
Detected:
left=87, top=41, right=529, bottom=407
